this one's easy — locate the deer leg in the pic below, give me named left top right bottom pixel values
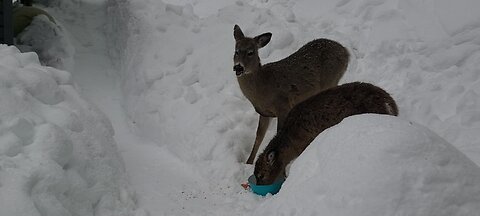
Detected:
left=276, top=114, right=287, bottom=131
left=246, top=115, right=271, bottom=164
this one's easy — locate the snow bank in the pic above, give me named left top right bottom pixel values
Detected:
left=255, top=114, right=480, bottom=216
left=0, top=46, right=138, bottom=216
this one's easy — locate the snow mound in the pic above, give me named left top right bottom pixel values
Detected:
left=254, top=114, right=480, bottom=216
left=0, top=46, right=139, bottom=216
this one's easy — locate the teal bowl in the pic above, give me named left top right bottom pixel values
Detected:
left=248, top=175, right=285, bottom=196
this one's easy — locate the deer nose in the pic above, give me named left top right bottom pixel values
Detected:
left=233, top=64, right=245, bottom=76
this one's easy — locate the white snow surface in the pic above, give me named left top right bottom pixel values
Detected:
left=0, top=46, right=138, bottom=215
left=1, top=0, right=480, bottom=215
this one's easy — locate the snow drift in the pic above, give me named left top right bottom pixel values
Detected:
left=255, top=114, right=480, bottom=216
left=0, top=46, right=138, bottom=216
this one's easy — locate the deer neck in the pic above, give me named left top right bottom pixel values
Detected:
left=276, top=133, right=307, bottom=164
left=237, top=63, right=265, bottom=96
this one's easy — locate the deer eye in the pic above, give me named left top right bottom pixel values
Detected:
left=247, top=50, right=254, bottom=56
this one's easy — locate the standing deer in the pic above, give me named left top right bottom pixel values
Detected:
left=254, top=82, right=399, bottom=185
left=233, top=25, right=350, bottom=164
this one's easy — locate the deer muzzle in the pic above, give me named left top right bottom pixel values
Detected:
left=233, top=64, right=245, bottom=76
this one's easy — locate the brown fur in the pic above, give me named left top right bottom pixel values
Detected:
left=233, top=25, right=350, bottom=164
left=254, top=82, right=398, bottom=185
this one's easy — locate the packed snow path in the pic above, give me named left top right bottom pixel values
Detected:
left=47, top=1, right=205, bottom=214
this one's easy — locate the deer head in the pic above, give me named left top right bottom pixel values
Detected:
left=233, top=25, right=272, bottom=77
left=254, top=149, right=285, bottom=185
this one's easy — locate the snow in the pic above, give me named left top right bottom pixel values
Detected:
left=0, top=46, right=138, bottom=215
left=254, top=114, right=480, bottom=216
left=1, top=0, right=480, bottom=215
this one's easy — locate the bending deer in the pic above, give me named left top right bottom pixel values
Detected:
left=254, top=82, right=398, bottom=185
left=233, top=25, right=350, bottom=164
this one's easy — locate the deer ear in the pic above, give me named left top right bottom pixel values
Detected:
left=267, top=151, right=276, bottom=165
left=234, top=25, right=245, bottom=41
left=254, top=32, right=272, bottom=48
